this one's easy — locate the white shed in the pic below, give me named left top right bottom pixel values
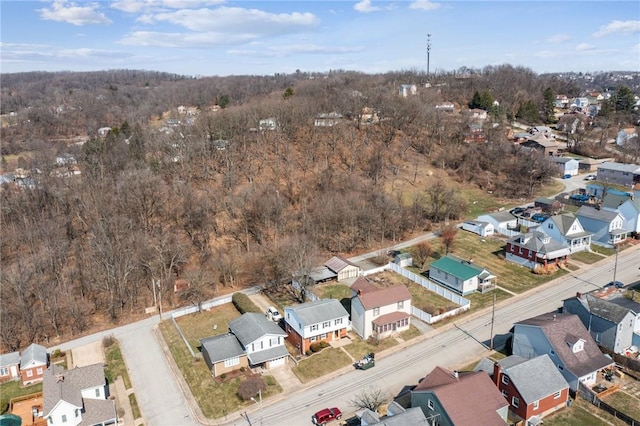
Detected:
left=461, top=220, right=494, bottom=237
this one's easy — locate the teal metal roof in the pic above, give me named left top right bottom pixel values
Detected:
left=430, top=255, right=485, bottom=280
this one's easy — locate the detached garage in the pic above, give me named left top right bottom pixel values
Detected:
left=461, top=220, right=494, bottom=237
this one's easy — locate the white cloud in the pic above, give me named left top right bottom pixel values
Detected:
left=110, top=0, right=224, bottom=13
left=576, top=43, right=596, bottom=52
left=148, top=7, right=318, bottom=33
left=228, top=44, right=363, bottom=58
left=546, top=33, right=571, bottom=44
left=593, top=20, right=640, bottom=37
left=119, top=31, right=254, bottom=47
left=39, top=1, right=112, bottom=26
left=409, top=0, right=441, bottom=11
left=354, top=0, right=381, bottom=13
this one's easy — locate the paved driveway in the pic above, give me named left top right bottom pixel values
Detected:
left=71, top=341, right=104, bottom=367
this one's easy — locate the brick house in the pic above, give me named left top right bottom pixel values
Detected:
left=284, top=299, right=349, bottom=354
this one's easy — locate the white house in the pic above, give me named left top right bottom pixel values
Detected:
left=398, top=84, right=417, bottom=97
left=350, top=278, right=412, bottom=340
left=284, top=299, right=350, bottom=353
left=324, top=256, right=361, bottom=282
left=576, top=205, right=628, bottom=247
left=538, top=213, right=592, bottom=253
left=43, top=363, right=116, bottom=426
left=428, top=254, right=496, bottom=295
left=228, top=313, right=289, bottom=369
left=477, top=211, right=518, bottom=235
left=615, top=185, right=640, bottom=233
left=512, top=313, right=614, bottom=391
left=549, top=157, right=580, bottom=176
left=258, top=117, right=277, bottom=131
left=0, top=351, right=20, bottom=382
left=461, top=220, right=495, bottom=237
left=616, top=128, right=638, bottom=147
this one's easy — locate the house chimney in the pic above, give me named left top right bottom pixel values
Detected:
left=55, top=374, right=64, bottom=383
left=553, top=314, right=556, bottom=321
left=492, top=362, right=501, bottom=386
left=452, top=370, right=459, bottom=379
left=576, top=292, right=581, bottom=298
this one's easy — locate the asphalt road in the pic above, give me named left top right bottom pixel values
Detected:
left=49, top=243, right=638, bottom=426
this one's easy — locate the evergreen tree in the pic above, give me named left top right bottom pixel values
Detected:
left=542, top=87, right=555, bottom=123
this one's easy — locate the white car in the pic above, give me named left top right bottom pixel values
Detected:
left=584, top=175, right=596, bottom=181
left=266, top=306, right=282, bottom=322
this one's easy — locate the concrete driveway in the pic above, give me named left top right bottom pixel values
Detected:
left=71, top=341, right=104, bottom=367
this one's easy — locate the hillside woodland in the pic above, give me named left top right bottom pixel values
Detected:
left=1, top=65, right=638, bottom=351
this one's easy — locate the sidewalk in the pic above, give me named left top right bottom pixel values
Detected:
left=112, top=376, right=135, bottom=426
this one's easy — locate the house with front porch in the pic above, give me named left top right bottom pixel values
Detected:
left=228, top=313, right=289, bottom=369
left=512, top=313, right=614, bottom=391
left=43, top=363, right=116, bottom=426
left=505, top=231, right=571, bottom=270
left=284, top=299, right=349, bottom=354
left=350, top=278, right=412, bottom=340
left=538, top=213, right=592, bottom=253
left=602, top=184, right=640, bottom=234
left=576, top=205, right=628, bottom=247
left=428, top=254, right=496, bottom=295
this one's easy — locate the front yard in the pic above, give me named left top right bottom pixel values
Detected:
left=291, top=347, right=353, bottom=383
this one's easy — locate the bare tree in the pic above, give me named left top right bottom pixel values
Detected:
left=350, top=386, right=390, bottom=412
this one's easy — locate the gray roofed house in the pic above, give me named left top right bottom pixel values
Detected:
left=505, top=231, right=571, bottom=270
left=596, top=162, right=640, bottom=186
left=512, top=313, right=614, bottom=391
left=228, top=313, right=289, bottom=367
left=576, top=205, right=628, bottom=247
left=601, top=191, right=631, bottom=211
left=563, top=288, right=639, bottom=354
left=287, top=299, right=349, bottom=327
left=21, top=343, right=47, bottom=367
left=43, top=363, right=116, bottom=426
left=199, top=334, right=247, bottom=377
left=20, top=343, right=48, bottom=385
left=359, top=405, right=427, bottom=426
left=538, top=213, right=592, bottom=252
left=0, top=351, right=20, bottom=382
left=477, top=211, right=518, bottom=234
left=284, top=299, right=350, bottom=353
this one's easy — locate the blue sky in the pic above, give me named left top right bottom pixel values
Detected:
left=1, top=1, right=639, bottom=76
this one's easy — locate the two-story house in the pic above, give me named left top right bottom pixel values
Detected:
left=228, top=313, right=289, bottom=368
left=512, top=313, right=614, bottom=391
left=284, top=299, right=349, bottom=353
left=20, top=343, right=48, bottom=385
left=539, top=213, right=592, bottom=253
left=563, top=287, right=640, bottom=354
left=596, top=162, right=640, bottom=187
left=604, top=184, right=640, bottom=234
left=576, top=205, right=628, bottom=247
left=487, top=355, right=569, bottom=424
left=43, top=363, right=116, bottom=426
left=411, top=366, right=509, bottom=425
left=505, top=231, right=571, bottom=270
left=350, top=278, right=412, bottom=340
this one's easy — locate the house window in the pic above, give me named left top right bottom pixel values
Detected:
left=533, top=400, right=539, bottom=410
left=595, top=333, right=601, bottom=343
left=501, top=375, right=509, bottom=385
left=224, top=356, right=240, bottom=368
left=61, top=414, right=67, bottom=423
left=270, top=337, right=279, bottom=346
left=323, top=321, right=331, bottom=328
left=550, top=349, right=555, bottom=356
left=512, top=397, right=519, bottom=408
left=502, top=390, right=508, bottom=399
left=427, top=400, right=434, bottom=410
left=554, top=391, right=561, bottom=399
left=95, top=388, right=100, bottom=397
left=558, top=365, right=564, bottom=371
left=26, top=370, right=33, bottom=377
left=397, top=301, right=404, bottom=309
left=310, top=336, right=317, bottom=342
left=519, top=246, right=523, bottom=255
left=335, top=318, right=343, bottom=325
left=36, top=367, right=43, bottom=374
left=548, top=223, right=553, bottom=230
left=320, top=333, right=327, bottom=340
left=373, top=307, right=380, bottom=316
left=0, top=367, right=7, bottom=376
left=310, top=324, right=318, bottom=332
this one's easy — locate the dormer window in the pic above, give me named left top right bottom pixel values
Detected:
left=568, top=338, right=585, bottom=353
left=548, top=223, right=553, bottom=230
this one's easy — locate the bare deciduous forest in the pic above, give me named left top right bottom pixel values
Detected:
left=1, top=66, right=637, bottom=351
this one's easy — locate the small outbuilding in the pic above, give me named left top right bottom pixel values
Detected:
left=461, top=220, right=495, bottom=237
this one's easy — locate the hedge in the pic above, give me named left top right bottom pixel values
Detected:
left=232, top=293, right=262, bottom=314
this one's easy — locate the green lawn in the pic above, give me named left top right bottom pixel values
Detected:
left=129, top=393, right=142, bottom=420
left=174, top=304, right=240, bottom=352
left=601, top=391, right=640, bottom=420
left=292, top=347, right=353, bottom=383
left=464, top=288, right=512, bottom=311
left=317, top=284, right=352, bottom=300
left=590, top=245, right=615, bottom=256
left=407, top=281, right=459, bottom=315
left=104, top=338, right=132, bottom=389
left=341, top=327, right=419, bottom=362
left=159, top=319, right=282, bottom=419
left=544, top=397, right=627, bottom=426
left=0, top=381, right=42, bottom=414
left=570, top=251, right=607, bottom=265
left=460, top=188, right=507, bottom=219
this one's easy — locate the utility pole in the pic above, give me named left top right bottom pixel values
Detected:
left=612, top=244, right=619, bottom=283
left=426, top=33, right=432, bottom=78
left=251, top=389, right=262, bottom=425
left=156, top=279, right=163, bottom=321
left=490, top=291, right=496, bottom=350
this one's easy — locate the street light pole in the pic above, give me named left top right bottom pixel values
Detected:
left=156, top=279, right=163, bottom=321
left=251, top=389, right=262, bottom=425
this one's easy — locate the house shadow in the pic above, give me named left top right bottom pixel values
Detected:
left=480, top=332, right=513, bottom=354
left=393, top=384, right=416, bottom=409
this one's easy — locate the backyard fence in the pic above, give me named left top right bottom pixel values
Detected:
left=171, top=295, right=232, bottom=319
left=578, top=382, right=639, bottom=425
left=496, top=226, right=522, bottom=237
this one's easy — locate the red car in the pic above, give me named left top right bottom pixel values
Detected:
left=312, top=407, right=342, bottom=425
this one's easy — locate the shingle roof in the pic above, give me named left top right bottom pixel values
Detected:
left=576, top=205, right=621, bottom=223
left=43, top=363, right=106, bottom=416
left=583, top=294, right=634, bottom=324
left=597, top=162, right=640, bottom=173
left=21, top=343, right=47, bottom=366
left=501, top=355, right=569, bottom=404
left=286, top=299, right=348, bottom=327
left=545, top=214, right=593, bottom=239
left=515, top=313, right=613, bottom=378
left=481, top=211, right=517, bottom=223
left=350, top=276, right=378, bottom=294
left=357, top=285, right=411, bottom=310
left=413, top=367, right=507, bottom=425
left=372, top=311, right=410, bottom=326
left=602, top=192, right=631, bottom=210
left=199, top=334, right=245, bottom=363
left=430, top=255, right=489, bottom=280
left=228, top=313, right=286, bottom=347
left=324, top=256, right=358, bottom=273
left=0, top=351, right=20, bottom=367
left=246, top=345, right=289, bottom=365
left=366, top=407, right=427, bottom=425
left=79, top=398, right=117, bottom=426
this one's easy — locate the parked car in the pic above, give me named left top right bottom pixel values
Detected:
left=354, top=353, right=375, bottom=370
left=531, top=213, right=550, bottom=222
left=312, top=407, right=342, bottom=425
left=584, top=175, right=596, bottom=181
left=604, top=281, right=624, bottom=289
left=265, top=306, right=282, bottom=322
left=569, top=194, right=590, bottom=202
left=511, top=207, right=525, bottom=215
left=562, top=174, right=572, bottom=179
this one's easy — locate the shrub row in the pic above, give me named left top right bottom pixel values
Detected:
left=232, top=293, right=262, bottom=314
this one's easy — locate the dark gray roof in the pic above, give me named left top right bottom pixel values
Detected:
left=509, top=231, right=570, bottom=256
left=199, top=334, right=245, bottom=363
left=286, top=299, right=349, bottom=327
left=324, top=256, right=359, bottom=273
left=0, top=351, right=20, bottom=367
left=602, top=192, right=631, bottom=210
left=21, top=343, right=47, bottom=366
left=78, top=398, right=117, bottom=426
left=584, top=294, right=635, bottom=324
left=547, top=213, right=592, bottom=238
left=480, top=210, right=517, bottom=223
left=247, top=345, right=289, bottom=365
left=229, top=313, right=286, bottom=347
left=44, top=363, right=106, bottom=416
left=597, top=162, right=640, bottom=173
left=309, top=266, right=337, bottom=282
left=576, top=205, right=621, bottom=223
left=516, top=313, right=613, bottom=378
left=502, top=355, right=569, bottom=404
